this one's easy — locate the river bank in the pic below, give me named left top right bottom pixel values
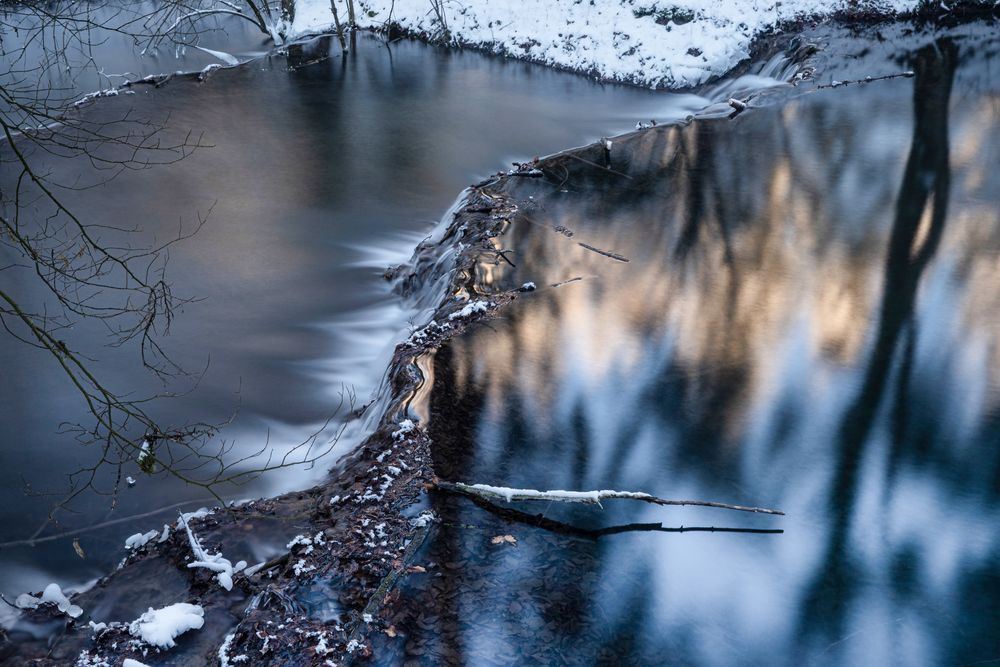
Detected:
left=4, top=12, right=1000, bottom=667
left=288, top=0, right=998, bottom=89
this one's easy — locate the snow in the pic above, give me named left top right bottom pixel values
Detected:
left=124, top=530, right=160, bottom=550
left=40, top=583, right=83, bottom=618
left=287, top=534, right=317, bottom=554
left=411, top=510, right=437, bottom=528
left=468, top=483, right=526, bottom=502
left=76, top=651, right=111, bottom=667
left=123, top=660, right=151, bottom=667
left=178, top=512, right=243, bottom=590
left=128, top=603, right=204, bottom=649
left=138, top=440, right=153, bottom=468
left=448, top=300, right=491, bottom=320
left=466, top=483, right=654, bottom=506
left=357, top=470, right=400, bottom=503
left=289, top=0, right=929, bottom=89
left=16, top=583, right=83, bottom=618
left=14, top=594, right=38, bottom=609
left=176, top=507, right=213, bottom=526
left=292, top=559, right=316, bottom=576
left=192, top=45, right=241, bottom=65
left=392, top=419, right=417, bottom=440
left=73, top=88, right=123, bottom=107
left=408, top=319, right=452, bottom=346
left=218, top=631, right=250, bottom=666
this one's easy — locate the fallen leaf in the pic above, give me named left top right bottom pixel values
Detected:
left=406, top=565, right=426, bottom=573
left=490, top=535, right=517, bottom=546
left=72, top=539, right=86, bottom=559
left=385, top=625, right=398, bottom=638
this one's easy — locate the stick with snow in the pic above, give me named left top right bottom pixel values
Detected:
left=434, top=481, right=784, bottom=515
left=178, top=512, right=246, bottom=590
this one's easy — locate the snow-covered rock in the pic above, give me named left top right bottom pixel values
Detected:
left=128, top=603, right=204, bottom=648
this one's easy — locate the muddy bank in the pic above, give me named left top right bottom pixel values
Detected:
left=4, top=16, right=1000, bottom=666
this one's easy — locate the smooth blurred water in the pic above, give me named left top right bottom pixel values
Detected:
left=379, top=28, right=1000, bottom=667
left=0, top=30, right=702, bottom=602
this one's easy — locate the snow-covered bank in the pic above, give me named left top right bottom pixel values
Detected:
left=288, top=0, right=973, bottom=88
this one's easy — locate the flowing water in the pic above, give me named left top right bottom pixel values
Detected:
left=0, top=30, right=708, bottom=603
left=3, top=11, right=998, bottom=666
left=371, top=25, right=1000, bottom=667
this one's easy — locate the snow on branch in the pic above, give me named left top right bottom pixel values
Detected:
left=435, top=481, right=784, bottom=516
left=178, top=512, right=246, bottom=590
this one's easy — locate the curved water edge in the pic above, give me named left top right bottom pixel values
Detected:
left=0, top=26, right=703, bottom=601
left=3, top=13, right=999, bottom=667
left=378, top=23, right=1000, bottom=667
left=0, top=20, right=819, bottom=662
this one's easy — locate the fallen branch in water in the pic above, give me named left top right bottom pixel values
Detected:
left=728, top=97, right=748, bottom=117
left=817, top=70, right=914, bottom=89
left=577, top=242, right=630, bottom=263
left=446, top=489, right=783, bottom=540
left=434, top=481, right=784, bottom=516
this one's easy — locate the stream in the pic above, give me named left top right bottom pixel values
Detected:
left=0, top=29, right=745, bottom=611
left=2, top=11, right=999, bottom=667
left=373, top=23, right=1000, bottom=667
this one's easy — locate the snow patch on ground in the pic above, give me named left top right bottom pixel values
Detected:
left=290, top=0, right=927, bottom=88
left=128, top=603, right=204, bottom=649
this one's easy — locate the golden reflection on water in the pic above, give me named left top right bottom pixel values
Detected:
left=407, top=34, right=1000, bottom=667
left=452, top=89, right=1000, bottom=444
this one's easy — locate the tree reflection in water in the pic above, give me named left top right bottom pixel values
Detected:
left=374, top=31, right=1000, bottom=667
left=801, top=36, right=957, bottom=650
